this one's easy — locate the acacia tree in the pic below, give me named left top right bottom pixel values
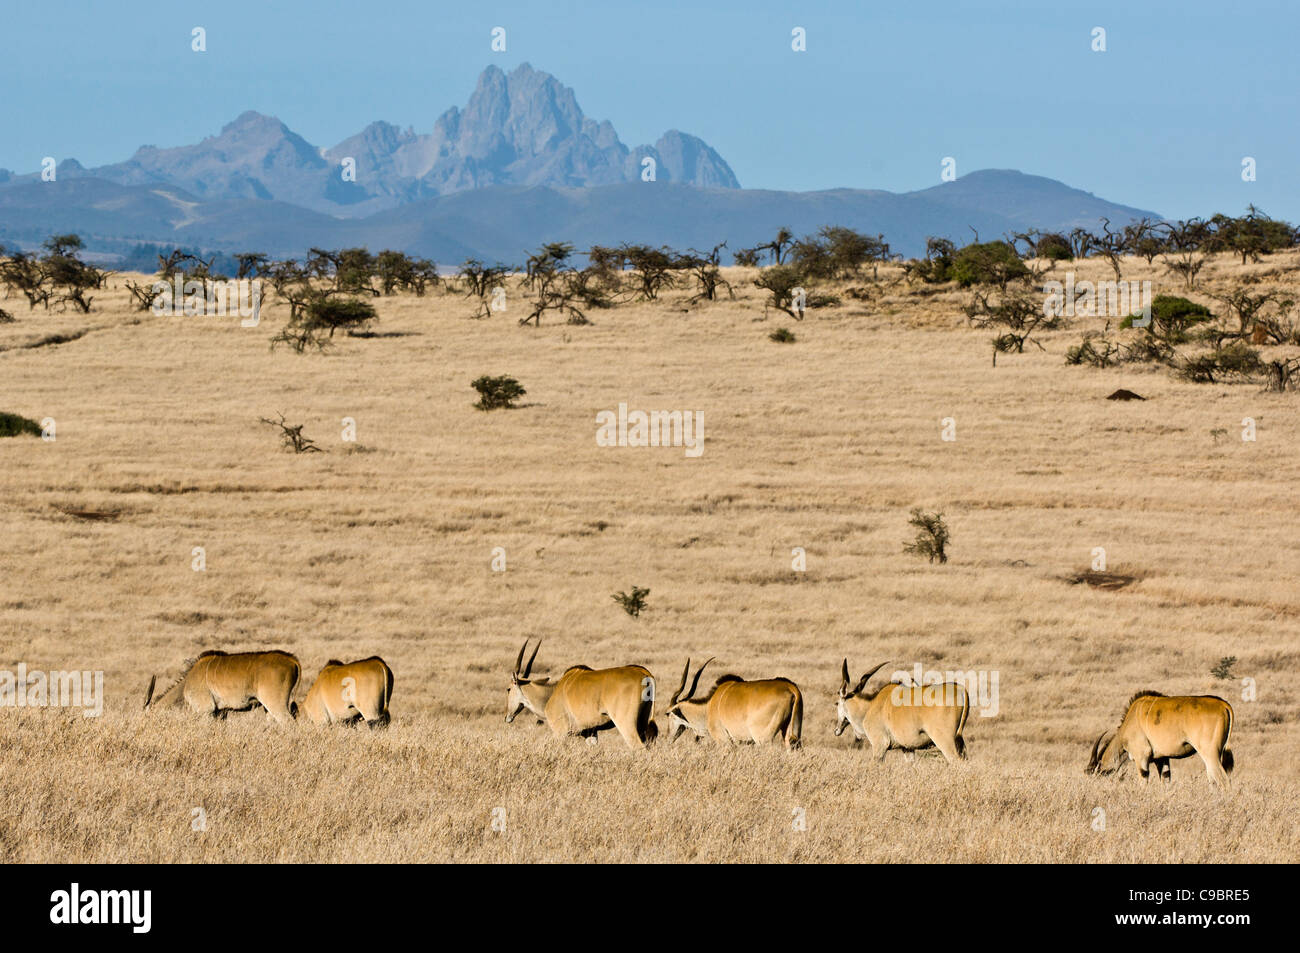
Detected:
left=964, top=288, right=1057, bottom=365
left=306, top=247, right=377, bottom=296
left=681, top=242, right=733, bottom=303
left=271, top=295, right=377, bottom=352
left=754, top=265, right=808, bottom=319
left=620, top=244, right=678, bottom=301
left=520, top=243, right=586, bottom=326
left=768, top=227, right=795, bottom=265
left=0, top=251, right=52, bottom=309
left=235, top=252, right=269, bottom=280
left=458, top=259, right=513, bottom=318
left=818, top=226, right=892, bottom=280
left=1206, top=206, right=1294, bottom=264
left=1207, top=287, right=1294, bottom=346
left=1161, top=219, right=1211, bottom=291
left=1068, top=226, right=1098, bottom=260
left=42, top=235, right=107, bottom=313
left=264, top=258, right=316, bottom=323
left=1093, top=218, right=1128, bottom=281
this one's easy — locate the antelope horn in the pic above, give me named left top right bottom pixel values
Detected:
left=853, top=660, right=890, bottom=695
left=686, top=657, right=715, bottom=701
left=670, top=658, right=690, bottom=706
left=513, top=641, right=528, bottom=676
left=840, top=659, right=850, bottom=693
left=523, top=639, right=541, bottom=678
left=143, top=675, right=156, bottom=710
left=1087, top=729, right=1111, bottom=771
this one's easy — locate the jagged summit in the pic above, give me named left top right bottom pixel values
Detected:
left=32, top=64, right=738, bottom=216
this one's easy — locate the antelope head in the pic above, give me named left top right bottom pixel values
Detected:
left=663, top=656, right=713, bottom=741
left=1086, top=728, right=1122, bottom=775
left=834, top=658, right=889, bottom=736
left=505, top=639, right=543, bottom=723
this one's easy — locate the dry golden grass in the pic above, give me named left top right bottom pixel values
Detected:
left=1, top=252, right=1297, bottom=863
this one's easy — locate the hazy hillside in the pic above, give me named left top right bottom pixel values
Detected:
left=0, top=171, right=1159, bottom=265
left=0, top=63, right=1161, bottom=265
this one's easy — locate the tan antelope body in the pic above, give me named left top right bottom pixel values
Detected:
left=505, top=640, right=657, bottom=749
left=143, top=650, right=300, bottom=724
left=301, top=657, right=393, bottom=727
left=1087, top=691, right=1234, bottom=789
left=664, top=657, right=802, bottom=749
left=835, top=660, right=969, bottom=763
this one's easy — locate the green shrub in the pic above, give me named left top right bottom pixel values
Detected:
left=754, top=265, right=809, bottom=319
left=951, top=241, right=1029, bottom=288
left=769, top=327, right=797, bottom=343
left=1121, top=295, right=1211, bottom=342
left=1211, top=656, right=1237, bottom=680
left=1177, top=342, right=1262, bottom=383
left=612, top=585, right=650, bottom=617
left=1065, top=336, right=1121, bottom=368
left=1035, top=233, right=1074, bottom=260
left=472, top=375, right=526, bottom=411
left=306, top=296, right=378, bottom=335
left=0, top=412, right=43, bottom=438
left=903, top=508, right=949, bottom=564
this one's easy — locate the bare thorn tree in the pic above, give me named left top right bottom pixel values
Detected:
left=259, top=412, right=324, bottom=453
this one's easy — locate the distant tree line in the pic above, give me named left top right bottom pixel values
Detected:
left=3, top=206, right=1298, bottom=383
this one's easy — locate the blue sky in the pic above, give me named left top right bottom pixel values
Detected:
left=1, top=0, right=1296, bottom=221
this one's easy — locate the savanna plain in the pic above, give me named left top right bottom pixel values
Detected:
left=1, top=253, right=1297, bottom=863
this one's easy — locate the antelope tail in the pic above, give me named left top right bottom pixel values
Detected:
left=788, top=687, right=803, bottom=750
left=636, top=676, right=655, bottom=744
left=1222, top=703, right=1235, bottom=774
left=956, top=685, right=971, bottom=757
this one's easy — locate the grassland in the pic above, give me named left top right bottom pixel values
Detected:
left=1, top=252, right=1297, bottom=862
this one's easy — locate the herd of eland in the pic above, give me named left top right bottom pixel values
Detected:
left=143, top=650, right=392, bottom=728
left=139, top=641, right=1238, bottom=789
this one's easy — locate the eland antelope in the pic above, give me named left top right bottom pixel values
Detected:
left=505, top=640, right=657, bottom=749
left=143, top=650, right=300, bottom=724
left=663, top=658, right=802, bottom=749
left=1087, top=691, right=1234, bottom=789
left=835, top=659, right=969, bottom=763
left=300, top=657, right=393, bottom=727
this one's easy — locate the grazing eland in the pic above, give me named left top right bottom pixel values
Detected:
left=1087, top=691, right=1234, bottom=789
left=300, top=657, right=393, bottom=727
left=143, top=650, right=300, bottom=725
